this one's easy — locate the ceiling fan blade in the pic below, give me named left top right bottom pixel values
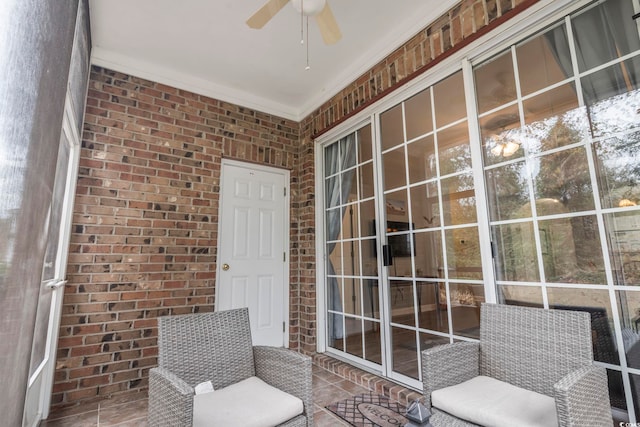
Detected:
left=246, top=0, right=290, bottom=29
left=315, top=2, right=342, bottom=45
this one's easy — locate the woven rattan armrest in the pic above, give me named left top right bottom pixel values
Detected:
left=254, top=346, right=313, bottom=427
left=554, top=365, right=612, bottom=427
left=421, top=342, right=480, bottom=409
left=147, top=367, right=194, bottom=427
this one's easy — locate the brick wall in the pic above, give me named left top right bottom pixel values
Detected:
left=53, top=0, right=538, bottom=411
left=304, top=0, right=536, bottom=137
left=52, top=66, right=300, bottom=408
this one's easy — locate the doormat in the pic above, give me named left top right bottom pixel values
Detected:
left=326, top=392, right=409, bottom=427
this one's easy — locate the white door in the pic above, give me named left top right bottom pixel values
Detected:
left=216, top=160, right=289, bottom=347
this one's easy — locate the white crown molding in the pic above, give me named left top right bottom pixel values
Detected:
left=91, top=47, right=301, bottom=121
left=90, top=1, right=459, bottom=124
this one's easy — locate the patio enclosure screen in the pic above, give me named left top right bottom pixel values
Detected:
left=321, top=0, right=640, bottom=421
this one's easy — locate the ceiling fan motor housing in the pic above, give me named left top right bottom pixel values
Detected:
left=291, top=0, right=327, bottom=16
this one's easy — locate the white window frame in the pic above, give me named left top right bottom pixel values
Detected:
left=315, top=0, right=629, bottom=400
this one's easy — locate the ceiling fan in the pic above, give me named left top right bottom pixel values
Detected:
left=246, top=0, right=342, bottom=45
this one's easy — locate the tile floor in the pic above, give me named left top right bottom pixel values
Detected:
left=42, top=362, right=410, bottom=426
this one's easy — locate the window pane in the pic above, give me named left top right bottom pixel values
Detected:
left=410, top=182, right=440, bottom=230
left=475, top=50, right=517, bottom=114
left=450, top=282, right=483, bottom=339
left=383, top=146, right=406, bottom=190
left=522, top=85, right=586, bottom=155
left=572, top=0, right=640, bottom=72
left=433, top=71, right=466, bottom=128
left=445, top=226, right=482, bottom=280
left=413, top=230, right=443, bottom=279
left=539, top=215, right=605, bottom=284
left=380, top=103, right=404, bottom=150
left=341, top=137, right=357, bottom=170
left=438, top=121, right=471, bottom=175
left=516, top=24, right=572, bottom=96
left=330, top=323, right=344, bottom=351
left=358, top=124, right=373, bottom=163
left=485, top=160, right=531, bottom=221
left=404, top=88, right=433, bottom=140
left=359, top=200, right=376, bottom=238
left=361, top=238, right=377, bottom=277
left=533, top=147, right=595, bottom=213
left=407, top=135, right=436, bottom=183
left=547, top=287, right=617, bottom=365
left=342, top=242, right=360, bottom=276
left=417, top=282, right=448, bottom=333
left=325, top=177, right=340, bottom=208
left=326, top=208, right=343, bottom=240
left=342, top=170, right=358, bottom=204
left=328, top=241, right=344, bottom=277
left=498, top=285, right=543, bottom=307
left=419, top=332, right=450, bottom=353
left=324, top=141, right=339, bottom=177
left=480, top=105, right=522, bottom=165
left=385, top=189, right=408, bottom=222
left=616, top=290, right=640, bottom=370
left=605, top=210, right=640, bottom=286
left=582, top=56, right=640, bottom=113
left=342, top=205, right=359, bottom=239
left=586, top=84, right=640, bottom=138
left=441, top=172, right=476, bottom=226
left=611, top=370, right=629, bottom=413
left=364, top=320, right=382, bottom=364
left=492, top=222, right=540, bottom=282
left=344, top=317, right=363, bottom=358
left=328, top=277, right=343, bottom=313
left=390, top=281, right=415, bottom=326
left=363, top=280, right=380, bottom=318
left=392, top=326, right=418, bottom=379
left=359, top=162, right=375, bottom=200
left=594, top=132, right=640, bottom=210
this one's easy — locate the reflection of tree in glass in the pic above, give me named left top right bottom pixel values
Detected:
left=589, top=90, right=640, bottom=137
left=442, top=172, right=476, bottom=225
left=595, top=132, right=640, bottom=208
left=439, top=143, right=471, bottom=176
left=485, top=162, right=529, bottom=221
left=533, top=147, right=594, bottom=213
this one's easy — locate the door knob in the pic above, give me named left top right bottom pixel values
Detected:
left=222, top=263, right=230, bottom=271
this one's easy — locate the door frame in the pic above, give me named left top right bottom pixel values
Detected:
left=23, top=88, right=82, bottom=426
left=215, top=158, right=291, bottom=347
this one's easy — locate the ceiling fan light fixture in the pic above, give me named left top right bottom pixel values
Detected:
left=502, top=140, right=520, bottom=157
left=489, top=134, right=520, bottom=157
left=291, top=0, right=326, bottom=16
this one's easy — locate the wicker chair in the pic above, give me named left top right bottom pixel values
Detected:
left=147, top=308, right=313, bottom=427
left=421, top=303, right=613, bottom=427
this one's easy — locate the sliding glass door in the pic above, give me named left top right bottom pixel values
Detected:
left=320, top=0, right=640, bottom=419
left=378, top=70, right=486, bottom=384
left=324, top=124, right=383, bottom=368
left=478, top=0, right=640, bottom=417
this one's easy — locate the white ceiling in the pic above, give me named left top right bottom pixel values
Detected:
left=89, top=0, right=458, bottom=121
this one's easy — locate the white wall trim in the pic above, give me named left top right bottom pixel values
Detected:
left=91, top=47, right=300, bottom=121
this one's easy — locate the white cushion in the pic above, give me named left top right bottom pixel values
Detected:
left=431, top=375, right=558, bottom=427
left=192, top=376, right=303, bottom=427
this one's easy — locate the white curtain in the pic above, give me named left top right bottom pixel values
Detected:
left=545, top=0, right=640, bottom=104
left=325, top=133, right=357, bottom=344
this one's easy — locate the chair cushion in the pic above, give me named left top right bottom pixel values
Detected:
left=192, top=376, right=303, bottom=427
left=431, top=375, right=558, bottom=427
